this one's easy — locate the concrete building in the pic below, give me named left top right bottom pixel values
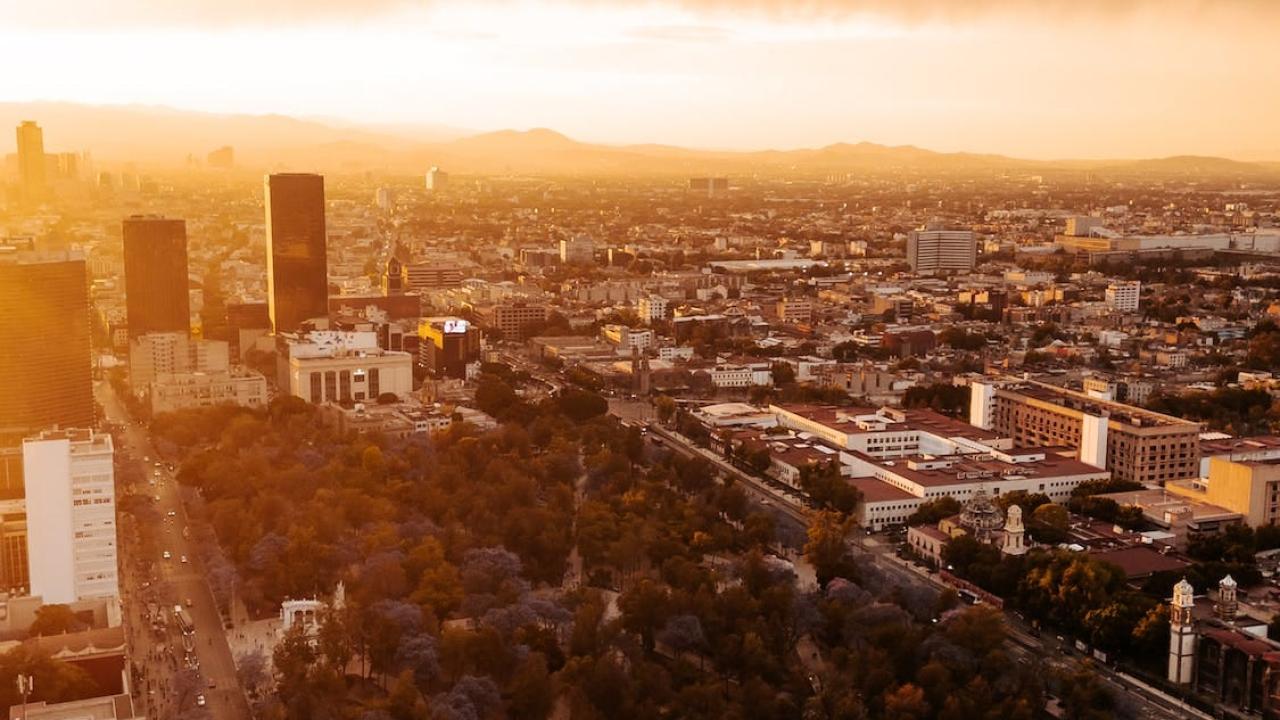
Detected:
left=638, top=295, right=669, bottom=324
left=23, top=429, right=117, bottom=605
left=1167, top=457, right=1280, bottom=527
left=149, top=368, right=269, bottom=415
left=405, top=262, right=465, bottom=290
left=265, top=173, right=329, bottom=334
left=485, top=302, right=551, bottom=342
left=709, top=364, right=773, bottom=388
left=1105, top=281, right=1141, bottom=312
left=970, top=378, right=1202, bottom=484
left=907, top=226, right=976, bottom=275
left=282, top=330, right=413, bottom=404
left=128, top=333, right=229, bottom=390
left=0, top=249, right=94, bottom=437
left=122, top=215, right=190, bottom=337
left=426, top=166, right=449, bottom=191
left=559, top=234, right=595, bottom=265
left=775, top=296, right=814, bottom=324
left=600, top=324, right=652, bottom=352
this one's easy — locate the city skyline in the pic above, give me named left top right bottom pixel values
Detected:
left=2, top=0, right=1278, bottom=160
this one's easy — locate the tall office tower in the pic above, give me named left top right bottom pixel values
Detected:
left=906, top=225, right=977, bottom=275
left=23, top=429, right=117, bottom=604
left=426, top=166, right=449, bottom=191
left=123, top=215, right=190, bottom=337
left=0, top=251, right=94, bottom=437
left=265, top=173, right=329, bottom=334
left=16, top=121, right=47, bottom=204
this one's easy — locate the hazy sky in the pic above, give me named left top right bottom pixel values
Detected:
left=3, top=0, right=1278, bottom=159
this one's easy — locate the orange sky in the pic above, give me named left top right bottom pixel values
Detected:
left=3, top=0, right=1278, bottom=159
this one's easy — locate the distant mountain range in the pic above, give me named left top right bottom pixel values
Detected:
left=2, top=101, right=1277, bottom=178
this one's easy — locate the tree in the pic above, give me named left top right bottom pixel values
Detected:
left=507, top=653, right=555, bottom=720
left=29, top=604, right=83, bottom=636
left=804, top=511, right=855, bottom=586
left=619, top=579, right=671, bottom=654
left=908, top=497, right=961, bottom=526
left=1029, top=504, right=1070, bottom=544
left=655, top=395, right=676, bottom=425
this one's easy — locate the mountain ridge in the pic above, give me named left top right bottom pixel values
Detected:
left=1, top=101, right=1276, bottom=177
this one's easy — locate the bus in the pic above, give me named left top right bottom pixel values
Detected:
left=174, top=606, right=195, bottom=636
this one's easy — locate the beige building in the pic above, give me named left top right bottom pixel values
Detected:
left=128, top=332, right=228, bottom=390
left=149, top=369, right=268, bottom=415
left=1167, top=457, right=1280, bottom=527
left=971, top=378, right=1201, bottom=484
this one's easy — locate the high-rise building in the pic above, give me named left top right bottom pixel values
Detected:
left=426, top=166, right=449, bottom=191
left=16, top=121, right=47, bottom=204
left=0, top=250, right=94, bottom=437
left=907, top=226, right=976, bottom=275
left=559, top=234, right=595, bottom=265
left=1105, top=281, right=1141, bottom=312
left=23, top=428, right=117, bottom=604
left=265, top=173, right=329, bottom=334
left=418, top=317, right=482, bottom=379
left=122, top=215, right=190, bottom=337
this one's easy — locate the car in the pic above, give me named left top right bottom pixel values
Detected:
left=167, top=511, right=177, bottom=517
left=162, top=551, right=172, bottom=560
left=196, top=694, right=206, bottom=707
left=185, top=598, right=194, bottom=607
left=180, top=555, right=189, bottom=564
left=208, top=678, right=217, bottom=689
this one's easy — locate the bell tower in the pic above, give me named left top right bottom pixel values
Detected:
left=1168, top=578, right=1196, bottom=685
left=1215, top=575, right=1238, bottom=621
left=1001, top=504, right=1027, bottom=556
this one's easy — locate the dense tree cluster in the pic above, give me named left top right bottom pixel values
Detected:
left=1146, top=386, right=1280, bottom=435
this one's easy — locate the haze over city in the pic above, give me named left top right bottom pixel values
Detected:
left=6, top=2, right=1280, bottom=720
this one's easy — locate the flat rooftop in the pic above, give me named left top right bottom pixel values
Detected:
left=996, top=378, right=1200, bottom=430
left=862, top=452, right=1106, bottom=489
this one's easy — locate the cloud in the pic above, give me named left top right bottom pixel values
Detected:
left=626, top=24, right=730, bottom=42
left=8, top=0, right=1276, bottom=29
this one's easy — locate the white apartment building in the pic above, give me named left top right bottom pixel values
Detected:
left=659, top=346, right=695, bottom=362
left=1105, top=281, right=1141, bottom=312
left=638, top=295, right=669, bottom=324
left=906, top=227, right=976, bottom=275
left=150, top=368, right=269, bottom=415
left=23, top=429, right=117, bottom=604
left=600, top=324, right=653, bottom=352
left=710, top=364, right=773, bottom=388
left=283, top=330, right=414, bottom=404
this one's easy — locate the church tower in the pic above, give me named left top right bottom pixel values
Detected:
left=1168, top=578, right=1196, bottom=685
left=1001, top=504, right=1027, bottom=556
left=1216, top=575, right=1238, bottom=621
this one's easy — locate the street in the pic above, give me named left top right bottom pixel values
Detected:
left=100, top=381, right=252, bottom=720
left=639, top=413, right=1207, bottom=720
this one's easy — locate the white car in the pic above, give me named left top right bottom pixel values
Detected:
left=162, top=551, right=172, bottom=560
left=180, top=555, right=189, bottom=564
left=196, top=694, right=206, bottom=707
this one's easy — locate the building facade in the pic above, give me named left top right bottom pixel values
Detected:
left=971, top=378, right=1202, bottom=484
left=23, top=429, right=117, bottom=605
left=122, top=215, right=190, bottom=337
left=265, top=173, right=329, bottom=334
left=16, top=121, right=46, bottom=204
left=907, top=227, right=976, bottom=275
left=149, top=369, right=269, bottom=415
left=0, top=251, right=94, bottom=437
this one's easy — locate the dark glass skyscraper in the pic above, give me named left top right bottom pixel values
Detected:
left=0, top=252, right=93, bottom=437
left=265, top=173, right=329, bottom=333
left=122, top=215, right=190, bottom=337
